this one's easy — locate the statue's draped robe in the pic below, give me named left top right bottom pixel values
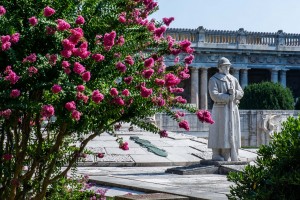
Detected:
left=208, top=73, right=244, bottom=149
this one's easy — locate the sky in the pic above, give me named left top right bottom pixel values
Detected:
left=150, top=0, right=300, bottom=34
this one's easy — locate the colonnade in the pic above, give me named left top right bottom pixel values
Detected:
left=190, top=67, right=288, bottom=109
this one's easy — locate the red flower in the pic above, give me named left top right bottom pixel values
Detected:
left=92, top=90, right=104, bottom=104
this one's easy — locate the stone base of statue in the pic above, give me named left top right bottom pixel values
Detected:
left=200, top=159, right=249, bottom=167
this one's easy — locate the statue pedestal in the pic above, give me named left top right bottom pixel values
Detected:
left=200, top=160, right=249, bottom=167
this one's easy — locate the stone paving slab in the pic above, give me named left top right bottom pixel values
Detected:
left=162, top=146, right=202, bottom=154
left=167, top=132, right=197, bottom=140
left=162, top=139, right=202, bottom=147
left=191, top=137, right=208, bottom=144
left=89, top=174, right=229, bottom=200
left=105, top=147, right=149, bottom=155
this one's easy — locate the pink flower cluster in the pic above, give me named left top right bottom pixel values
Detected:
left=124, top=76, right=133, bottom=84
left=116, top=62, right=126, bottom=73
left=2, top=154, right=12, bottom=161
left=52, top=84, right=62, bottom=94
left=41, top=105, right=55, bottom=118
left=165, top=73, right=181, bottom=87
left=162, top=17, right=174, bottom=26
left=152, top=96, right=165, bottom=107
left=140, top=85, right=152, bottom=98
left=28, top=66, right=38, bottom=76
left=174, top=96, right=187, bottom=104
left=159, top=130, right=168, bottom=138
left=44, top=6, right=55, bottom=17
left=23, top=53, right=37, bottom=63
left=57, top=19, right=70, bottom=31
left=103, top=31, right=116, bottom=51
left=196, top=110, right=214, bottom=124
left=65, top=101, right=81, bottom=121
left=5, top=68, right=20, bottom=85
left=29, top=16, right=38, bottom=26
left=76, top=15, right=85, bottom=25
left=142, top=68, right=154, bottom=79
left=125, top=55, right=134, bottom=65
left=92, top=90, right=104, bottom=104
left=178, top=120, right=190, bottom=131
left=0, top=5, right=6, bottom=16
left=10, top=89, right=21, bottom=98
left=92, top=54, right=105, bottom=62
left=1, top=33, right=20, bottom=51
left=119, top=142, right=129, bottom=150
left=0, top=109, right=12, bottom=119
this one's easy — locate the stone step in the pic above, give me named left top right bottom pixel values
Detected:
left=115, top=193, right=189, bottom=200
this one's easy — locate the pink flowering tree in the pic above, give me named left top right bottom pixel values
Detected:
left=0, top=0, right=213, bottom=199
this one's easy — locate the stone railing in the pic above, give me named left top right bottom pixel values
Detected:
left=165, top=27, right=300, bottom=51
left=156, top=110, right=300, bottom=147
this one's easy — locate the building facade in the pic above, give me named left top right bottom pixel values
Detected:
left=164, top=26, right=300, bottom=109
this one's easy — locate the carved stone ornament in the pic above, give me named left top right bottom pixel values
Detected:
left=249, top=56, right=257, bottom=63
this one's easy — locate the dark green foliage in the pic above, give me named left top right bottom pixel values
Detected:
left=227, top=116, right=300, bottom=200
left=239, top=82, right=294, bottom=110
left=295, top=98, right=300, bottom=110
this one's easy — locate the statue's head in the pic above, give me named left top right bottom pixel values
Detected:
left=217, top=57, right=231, bottom=75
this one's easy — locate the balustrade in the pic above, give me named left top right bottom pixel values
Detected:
left=165, top=27, right=300, bottom=48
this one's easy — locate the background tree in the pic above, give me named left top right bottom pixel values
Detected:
left=227, top=116, right=300, bottom=200
left=239, top=82, right=294, bottom=110
left=0, top=0, right=213, bottom=199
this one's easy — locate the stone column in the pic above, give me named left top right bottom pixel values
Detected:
left=240, top=69, right=249, bottom=89
left=270, top=69, right=279, bottom=83
left=200, top=68, right=208, bottom=110
left=279, top=70, right=287, bottom=87
left=190, top=67, right=199, bottom=108
left=232, top=68, right=240, bottom=82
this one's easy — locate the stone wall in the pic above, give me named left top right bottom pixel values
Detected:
left=156, top=110, right=300, bottom=147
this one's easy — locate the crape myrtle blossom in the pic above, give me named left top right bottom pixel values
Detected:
left=23, top=53, right=37, bottom=63
left=51, top=84, right=62, bottom=94
left=119, top=142, right=129, bottom=150
left=159, top=130, right=168, bottom=138
left=44, top=6, right=55, bottom=17
left=179, top=120, right=190, bottom=131
left=110, top=88, right=118, bottom=96
left=10, top=89, right=21, bottom=98
left=125, top=55, right=134, bottom=65
left=124, top=76, right=133, bottom=84
left=92, top=90, right=104, bottom=104
left=92, top=53, right=105, bottom=62
left=165, top=73, right=180, bottom=87
left=0, top=109, right=12, bottom=119
left=144, top=57, right=154, bottom=68
left=57, top=19, right=70, bottom=31
left=65, top=101, right=76, bottom=111
left=5, top=70, right=20, bottom=84
left=196, top=110, right=214, bottom=124
left=29, top=16, right=38, bottom=26
left=140, top=85, right=152, bottom=98
left=82, top=71, right=91, bottom=82
left=71, top=110, right=81, bottom=121
left=103, top=31, right=116, bottom=50
left=118, top=12, right=126, bottom=23
left=162, top=17, right=174, bottom=26
left=75, top=15, right=85, bottom=25
left=41, top=105, right=55, bottom=118
left=116, top=61, right=126, bottom=72
left=184, top=54, right=194, bottom=65
left=0, top=5, right=6, bottom=16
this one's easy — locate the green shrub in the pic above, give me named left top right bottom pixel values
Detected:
left=239, top=82, right=294, bottom=110
left=227, top=116, right=300, bottom=200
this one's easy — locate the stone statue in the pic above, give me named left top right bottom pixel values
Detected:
left=259, top=114, right=281, bottom=145
left=208, top=57, right=244, bottom=161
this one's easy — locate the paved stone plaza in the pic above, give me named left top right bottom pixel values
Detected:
left=74, top=124, right=258, bottom=199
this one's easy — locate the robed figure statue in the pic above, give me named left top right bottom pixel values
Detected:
left=208, top=57, right=244, bottom=161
